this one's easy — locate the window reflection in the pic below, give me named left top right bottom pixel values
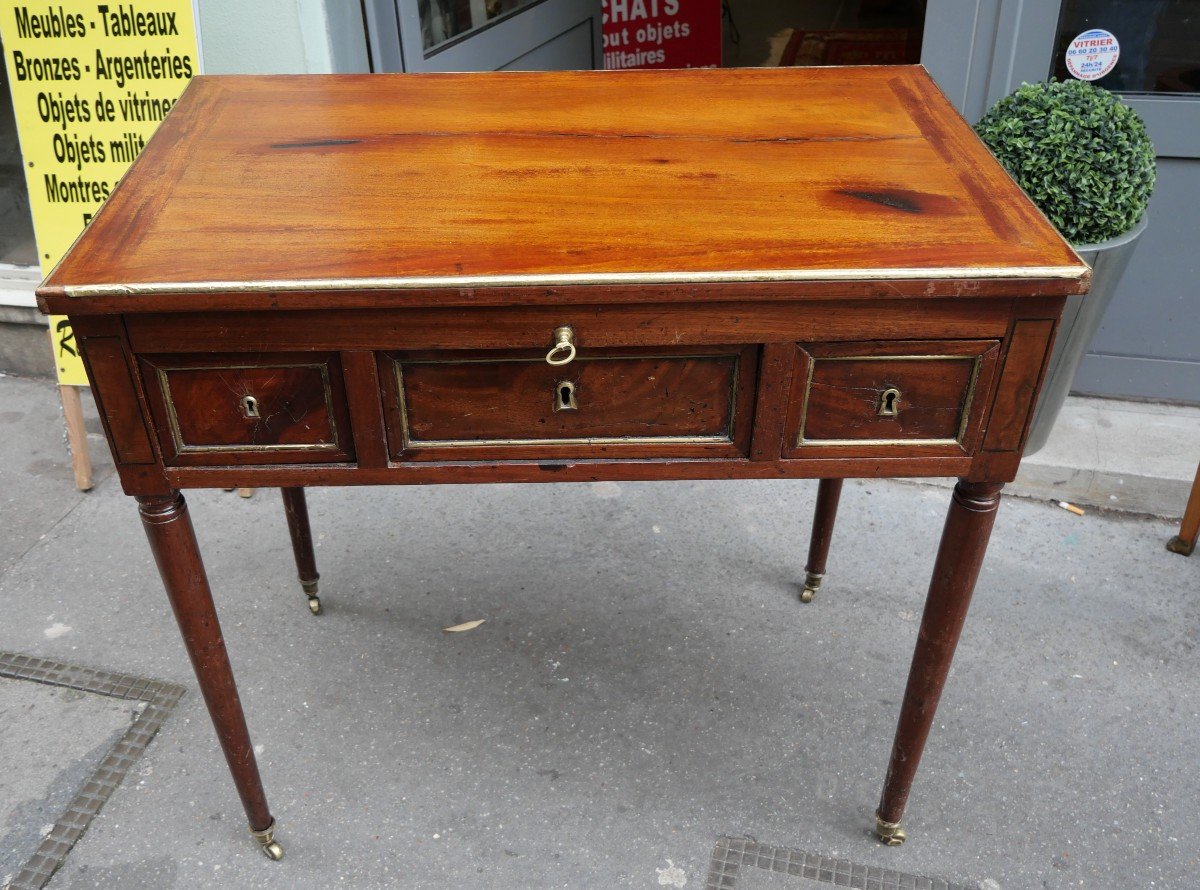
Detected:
left=0, top=35, right=38, bottom=267
left=1052, top=0, right=1200, bottom=94
left=723, top=0, right=926, bottom=68
left=419, top=0, right=540, bottom=52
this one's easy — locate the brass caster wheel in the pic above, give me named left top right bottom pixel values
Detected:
left=875, top=813, right=907, bottom=846
left=799, top=571, right=822, bottom=604
left=250, top=819, right=284, bottom=860
left=301, top=579, right=321, bottom=614
left=799, top=587, right=815, bottom=603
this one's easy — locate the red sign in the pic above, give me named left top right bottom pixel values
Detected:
left=602, top=0, right=722, bottom=70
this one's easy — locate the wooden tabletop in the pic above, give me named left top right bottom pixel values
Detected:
left=41, top=67, right=1088, bottom=308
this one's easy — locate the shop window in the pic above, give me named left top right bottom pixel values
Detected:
left=1052, top=0, right=1200, bottom=94
left=722, top=0, right=926, bottom=69
left=0, top=35, right=38, bottom=267
left=419, top=0, right=542, bottom=51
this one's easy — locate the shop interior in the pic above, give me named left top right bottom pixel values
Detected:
left=720, top=0, right=927, bottom=68
left=0, top=37, right=37, bottom=267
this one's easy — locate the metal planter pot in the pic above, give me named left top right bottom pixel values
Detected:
left=1024, top=215, right=1149, bottom=455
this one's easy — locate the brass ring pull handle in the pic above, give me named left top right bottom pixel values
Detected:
left=545, top=325, right=577, bottom=366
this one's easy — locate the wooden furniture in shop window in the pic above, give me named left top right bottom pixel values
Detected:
left=37, top=67, right=1090, bottom=859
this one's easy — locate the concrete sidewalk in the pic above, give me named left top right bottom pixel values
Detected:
left=1, top=373, right=1198, bottom=889
left=1013, top=396, right=1200, bottom=518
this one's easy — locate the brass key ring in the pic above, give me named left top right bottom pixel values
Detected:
left=545, top=325, right=576, bottom=366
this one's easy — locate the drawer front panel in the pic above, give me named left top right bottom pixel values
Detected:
left=783, top=340, right=1000, bottom=458
left=141, top=353, right=354, bottom=465
left=381, top=346, right=757, bottom=460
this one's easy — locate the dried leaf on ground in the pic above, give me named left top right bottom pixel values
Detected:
left=443, top=619, right=486, bottom=633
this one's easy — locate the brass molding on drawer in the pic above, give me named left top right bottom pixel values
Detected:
left=157, top=362, right=342, bottom=455
left=795, top=353, right=985, bottom=448
left=139, top=353, right=356, bottom=466
left=782, top=340, right=1002, bottom=459
left=378, top=345, right=759, bottom=462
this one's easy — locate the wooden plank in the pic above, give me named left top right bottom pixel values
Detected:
left=58, top=384, right=93, bottom=491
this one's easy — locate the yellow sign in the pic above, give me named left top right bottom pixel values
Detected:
left=1, top=1, right=200, bottom=385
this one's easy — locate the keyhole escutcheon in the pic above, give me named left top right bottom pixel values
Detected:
left=878, top=387, right=901, bottom=417
left=554, top=380, right=578, bottom=412
left=241, top=395, right=261, bottom=418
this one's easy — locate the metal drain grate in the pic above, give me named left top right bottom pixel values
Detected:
left=704, top=836, right=974, bottom=890
left=0, top=651, right=185, bottom=890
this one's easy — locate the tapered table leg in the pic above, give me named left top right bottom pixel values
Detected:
left=281, top=487, right=322, bottom=614
left=138, top=492, right=283, bottom=860
left=801, top=478, right=843, bottom=602
left=1166, top=462, right=1200, bottom=556
left=874, top=479, right=1003, bottom=845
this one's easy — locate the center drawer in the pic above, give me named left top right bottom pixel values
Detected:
left=379, top=345, right=757, bottom=461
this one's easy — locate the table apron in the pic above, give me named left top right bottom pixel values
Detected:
left=123, top=300, right=1022, bottom=353
left=74, top=297, right=1064, bottom=496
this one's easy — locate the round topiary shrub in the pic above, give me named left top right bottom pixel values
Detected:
left=974, top=79, right=1155, bottom=245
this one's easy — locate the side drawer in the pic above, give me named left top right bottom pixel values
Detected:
left=781, top=340, right=1001, bottom=458
left=140, top=353, right=355, bottom=466
left=379, top=345, right=758, bottom=461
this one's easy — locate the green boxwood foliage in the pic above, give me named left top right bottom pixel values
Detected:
left=974, top=79, right=1155, bottom=245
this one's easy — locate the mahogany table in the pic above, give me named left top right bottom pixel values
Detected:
left=38, top=67, right=1090, bottom=859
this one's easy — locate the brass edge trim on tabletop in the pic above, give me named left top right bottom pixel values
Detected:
left=60, top=265, right=1090, bottom=297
